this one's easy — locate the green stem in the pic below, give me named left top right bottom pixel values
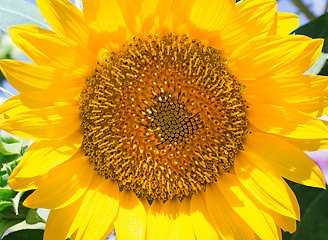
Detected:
left=290, top=0, right=316, bottom=20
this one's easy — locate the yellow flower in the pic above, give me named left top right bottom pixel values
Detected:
left=0, top=0, right=327, bottom=239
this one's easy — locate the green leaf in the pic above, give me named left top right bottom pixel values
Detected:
left=0, top=219, right=24, bottom=238
left=0, top=131, right=20, bottom=144
left=0, top=204, right=28, bottom=220
left=25, top=209, right=45, bottom=224
left=0, top=0, right=49, bottom=32
left=294, top=13, right=328, bottom=53
left=0, top=202, right=12, bottom=212
left=0, top=140, right=22, bottom=156
left=291, top=190, right=328, bottom=240
left=286, top=181, right=325, bottom=216
left=2, top=229, right=44, bottom=240
left=319, top=60, right=328, bottom=76
left=282, top=180, right=326, bottom=240
left=0, top=188, right=16, bottom=201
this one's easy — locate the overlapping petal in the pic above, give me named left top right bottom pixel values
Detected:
left=204, top=185, right=255, bottom=240
left=147, top=198, right=195, bottom=240
left=234, top=154, right=300, bottom=220
left=248, top=104, right=328, bottom=139
left=9, top=25, right=93, bottom=75
left=114, top=190, right=147, bottom=240
left=0, top=94, right=80, bottom=140
left=44, top=174, right=119, bottom=240
left=217, top=173, right=282, bottom=240
left=190, top=194, right=219, bottom=240
left=0, top=60, right=84, bottom=103
left=36, top=0, right=89, bottom=46
left=229, top=35, right=323, bottom=80
left=243, top=133, right=326, bottom=189
left=8, top=131, right=82, bottom=188
left=23, top=150, right=93, bottom=209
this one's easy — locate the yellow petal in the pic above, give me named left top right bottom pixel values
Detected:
left=8, top=131, right=81, bottom=188
left=110, top=0, right=162, bottom=35
left=146, top=200, right=164, bottom=240
left=0, top=94, right=81, bottom=140
left=45, top=174, right=119, bottom=240
left=260, top=210, right=283, bottom=240
left=36, top=0, right=89, bottom=46
left=243, top=133, right=326, bottom=189
left=219, top=0, right=277, bottom=56
left=0, top=60, right=83, bottom=103
left=245, top=75, right=328, bottom=104
left=270, top=12, right=299, bottom=35
left=77, top=183, right=118, bottom=240
left=244, top=75, right=328, bottom=118
left=190, top=194, right=219, bottom=240
left=287, top=138, right=328, bottom=152
left=189, top=0, right=234, bottom=33
left=83, top=0, right=131, bottom=53
left=229, top=35, right=323, bottom=80
left=247, top=104, right=328, bottom=139
left=234, top=153, right=300, bottom=220
left=45, top=204, right=82, bottom=240
left=9, top=25, right=93, bottom=75
left=146, top=197, right=195, bottom=240
left=264, top=207, right=297, bottom=234
left=114, top=190, right=147, bottom=240
left=23, top=151, right=93, bottom=209
left=235, top=0, right=277, bottom=37
left=204, top=184, right=255, bottom=240
left=217, top=173, right=282, bottom=240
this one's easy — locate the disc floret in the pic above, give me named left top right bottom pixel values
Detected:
left=80, top=34, right=248, bottom=201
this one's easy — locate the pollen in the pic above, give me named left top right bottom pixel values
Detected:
left=80, top=34, right=248, bottom=201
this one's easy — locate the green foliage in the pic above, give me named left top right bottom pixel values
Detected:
left=0, top=130, right=44, bottom=238
left=2, top=229, right=44, bottom=240
left=282, top=181, right=328, bottom=240
left=0, top=0, right=49, bottom=32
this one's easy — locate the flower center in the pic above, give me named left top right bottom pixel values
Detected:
left=80, top=34, right=248, bottom=201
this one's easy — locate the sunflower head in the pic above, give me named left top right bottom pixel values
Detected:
left=0, top=0, right=326, bottom=239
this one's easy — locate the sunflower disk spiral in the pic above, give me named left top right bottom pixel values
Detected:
left=80, top=34, right=248, bottom=201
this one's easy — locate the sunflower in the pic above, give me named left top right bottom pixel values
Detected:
left=0, top=0, right=327, bottom=239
